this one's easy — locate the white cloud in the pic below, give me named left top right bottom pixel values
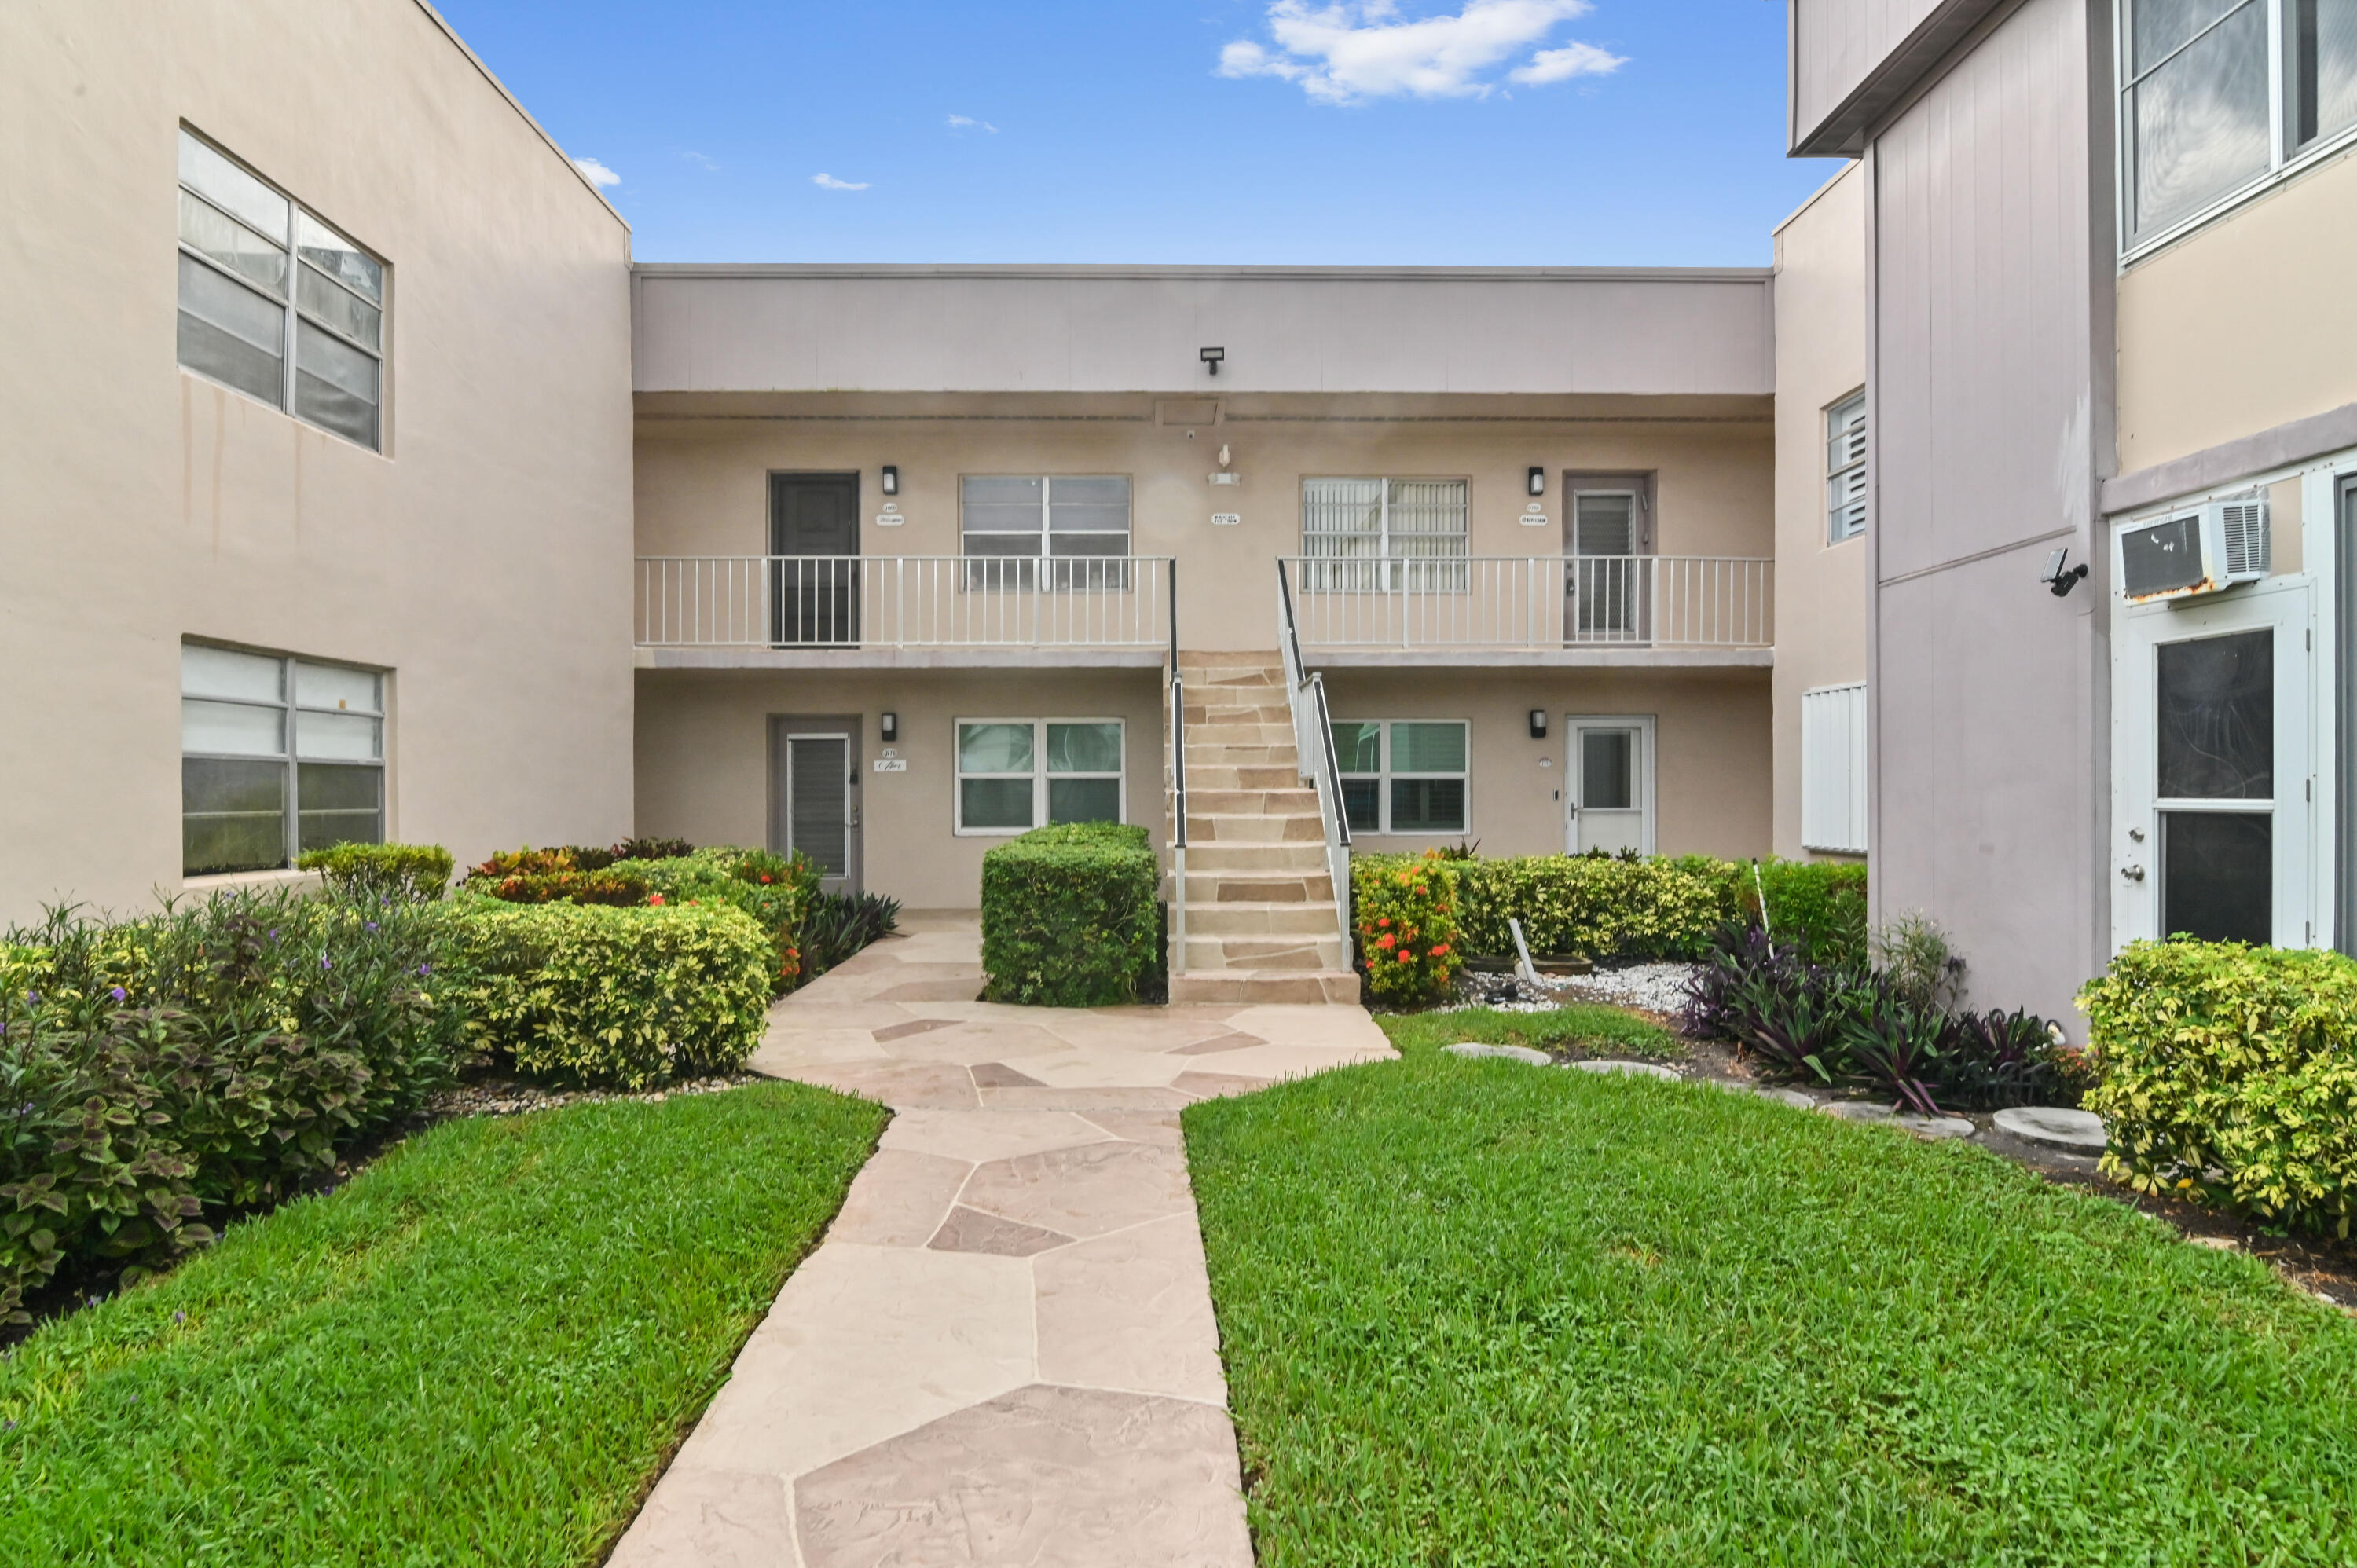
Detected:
left=571, top=156, right=621, bottom=188
left=1509, top=40, right=1625, bottom=82
left=811, top=173, right=871, bottom=191
left=946, top=115, right=1000, bottom=133
left=681, top=150, right=720, bottom=171
left=1217, top=1, right=1626, bottom=104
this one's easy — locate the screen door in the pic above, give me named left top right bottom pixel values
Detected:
left=771, top=716, right=861, bottom=894
left=1565, top=716, right=1655, bottom=855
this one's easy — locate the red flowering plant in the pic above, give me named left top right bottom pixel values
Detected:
left=1351, top=849, right=1461, bottom=1006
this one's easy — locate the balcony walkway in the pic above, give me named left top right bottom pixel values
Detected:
left=608, top=910, right=1392, bottom=1568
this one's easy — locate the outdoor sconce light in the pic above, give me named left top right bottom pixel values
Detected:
left=881, top=465, right=900, bottom=496
left=1528, top=467, right=1546, bottom=497
left=1529, top=709, right=1549, bottom=739
left=1200, top=346, right=1225, bottom=376
left=2040, top=547, right=2089, bottom=598
left=879, top=711, right=898, bottom=743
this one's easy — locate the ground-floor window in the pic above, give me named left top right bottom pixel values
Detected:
left=181, top=642, right=384, bottom=874
left=955, top=719, right=1124, bottom=833
left=1331, top=720, right=1468, bottom=835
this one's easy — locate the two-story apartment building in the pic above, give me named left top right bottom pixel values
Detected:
left=1, top=0, right=636, bottom=925
left=1789, top=0, right=2357, bottom=1025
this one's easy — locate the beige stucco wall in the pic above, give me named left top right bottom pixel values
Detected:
left=2117, top=146, right=2357, bottom=473
left=1321, top=669, right=1772, bottom=861
left=635, top=669, right=1165, bottom=910
left=636, top=392, right=1772, bottom=653
left=634, top=665, right=1767, bottom=909
left=0, top=0, right=636, bottom=922
left=1769, top=164, right=1870, bottom=859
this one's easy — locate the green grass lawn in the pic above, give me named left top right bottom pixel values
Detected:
left=1378, top=1002, right=1681, bottom=1061
left=0, top=1082, right=882, bottom=1566
left=1184, top=1031, right=2357, bottom=1567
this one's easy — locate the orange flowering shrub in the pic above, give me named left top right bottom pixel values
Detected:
left=1351, top=850, right=1461, bottom=1006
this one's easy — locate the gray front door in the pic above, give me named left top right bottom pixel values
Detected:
left=771, top=715, right=862, bottom=894
left=769, top=473, right=860, bottom=646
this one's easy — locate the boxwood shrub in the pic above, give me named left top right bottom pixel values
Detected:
left=447, top=896, right=773, bottom=1089
left=981, top=823, right=1159, bottom=1006
left=295, top=842, right=456, bottom=902
left=2081, top=939, right=2357, bottom=1236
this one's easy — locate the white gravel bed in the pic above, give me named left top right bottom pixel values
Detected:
left=1540, top=962, right=1703, bottom=1014
left=426, top=1072, right=763, bottom=1119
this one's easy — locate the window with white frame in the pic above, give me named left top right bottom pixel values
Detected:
left=1826, top=392, right=1868, bottom=542
left=177, top=130, right=385, bottom=450
left=955, top=720, right=1124, bottom=833
left=1801, top=683, right=1869, bottom=855
left=1301, top=478, right=1470, bottom=590
left=182, top=643, right=385, bottom=875
left=1331, top=720, right=1468, bottom=835
left=959, top=477, right=1131, bottom=587
left=2120, top=0, right=2357, bottom=251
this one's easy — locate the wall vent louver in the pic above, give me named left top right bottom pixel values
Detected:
left=2219, top=499, right=2271, bottom=578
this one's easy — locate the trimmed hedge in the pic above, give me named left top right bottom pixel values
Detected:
left=981, top=823, right=1159, bottom=1006
left=295, top=842, right=456, bottom=902
left=1384, top=852, right=1868, bottom=968
left=448, top=896, right=773, bottom=1090
left=2082, top=940, right=2357, bottom=1236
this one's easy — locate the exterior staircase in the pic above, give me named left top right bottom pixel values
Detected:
left=1164, top=651, right=1358, bottom=1004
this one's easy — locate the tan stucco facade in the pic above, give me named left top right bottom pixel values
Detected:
left=0, top=0, right=636, bottom=922
left=1769, top=165, right=1870, bottom=860
left=2117, top=147, right=2357, bottom=475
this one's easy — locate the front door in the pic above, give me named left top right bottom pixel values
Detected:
left=1563, top=471, right=1655, bottom=644
left=2113, top=581, right=2308, bottom=949
left=1565, top=716, right=1655, bottom=855
left=770, top=473, right=860, bottom=646
left=771, top=716, right=862, bottom=895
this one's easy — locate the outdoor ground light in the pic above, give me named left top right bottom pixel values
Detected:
left=1528, top=467, right=1546, bottom=496
left=881, top=465, right=899, bottom=496
left=879, top=711, right=898, bottom=742
left=1529, top=709, right=1549, bottom=738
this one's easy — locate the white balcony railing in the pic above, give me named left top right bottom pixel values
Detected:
left=1277, top=555, right=1772, bottom=650
left=636, top=555, right=1175, bottom=649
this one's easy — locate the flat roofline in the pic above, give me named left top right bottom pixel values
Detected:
left=631, top=262, right=1773, bottom=283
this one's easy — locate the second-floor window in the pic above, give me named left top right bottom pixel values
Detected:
left=2121, top=0, right=2357, bottom=251
left=177, top=130, right=386, bottom=450
left=960, top=476, right=1131, bottom=586
left=1301, top=478, right=1470, bottom=589
left=1827, top=391, right=1867, bottom=542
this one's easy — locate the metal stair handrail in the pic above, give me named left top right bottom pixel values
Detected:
left=1167, top=566, right=1188, bottom=984
left=1275, top=563, right=1354, bottom=967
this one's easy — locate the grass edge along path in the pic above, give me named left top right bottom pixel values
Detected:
left=1184, top=1038, right=2357, bottom=1567
left=1376, top=1002, right=1680, bottom=1061
left=1, top=1081, right=885, bottom=1566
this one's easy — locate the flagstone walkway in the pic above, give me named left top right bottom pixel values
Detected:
left=610, top=911, right=1394, bottom=1568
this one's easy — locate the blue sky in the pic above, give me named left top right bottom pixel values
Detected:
left=434, top=1, right=1841, bottom=267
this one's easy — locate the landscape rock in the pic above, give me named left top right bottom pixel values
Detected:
left=1816, top=1101, right=1975, bottom=1140
left=1444, top=1042, right=1552, bottom=1067
left=1991, top=1105, right=2107, bottom=1151
left=1571, top=1059, right=1680, bottom=1082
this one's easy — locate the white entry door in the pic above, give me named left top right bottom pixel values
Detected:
left=1565, top=716, right=1655, bottom=855
left=2112, top=578, right=2310, bottom=950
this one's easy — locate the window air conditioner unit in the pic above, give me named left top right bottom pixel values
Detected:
left=2117, top=498, right=2270, bottom=604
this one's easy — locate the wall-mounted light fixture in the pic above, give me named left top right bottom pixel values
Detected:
left=879, top=711, right=899, bottom=743
left=881, top=465, right=900, bottom=496
left=2040, top=547, right=2089, bottom=598
left=1528, top=467, right=1546, bottom=497
left=1200, top=346, right=1225, bottom=376
left=1528, top=709, right=1549, bottom=739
